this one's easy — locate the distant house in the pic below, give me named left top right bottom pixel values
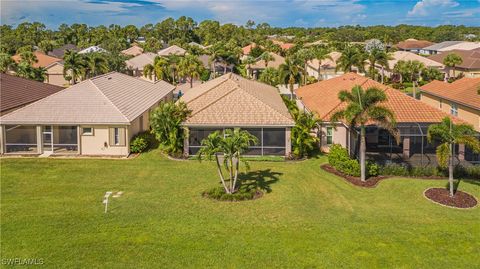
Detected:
left=296, top=73, right=473, bottom=165
left=11, top=51, right=68, bottom=86
left=12, top=51, right=61, bottom=68
left=121, top=45, right=144, bottom=57
left=395, top=39, right=435, bottom=54
left=136, top=37, right=146, bottom=44
left=421, top=78, right=480, bottom=131
left=157, top=45, right=186, bottom=57
left=420, top=41, right=465, bottom=55
left=375, top=51, right=444, bottom=78
left=78, top=46, right=107, bottom=54
left=48, top=44, right=78, bottom=58
left=125, top=52, right=157, bottom=81
left=241, top=43, right=261, bottom=56
left=247, top=52, right=285, bottom=79
left=272, top=40, right=294, bottom=51
left=428, top=48, right=480, bottom=78
left=180, top=73, right=295, bottom=157
left=188, top=42, right=210, bottom=50
left=306, top=51, right=343, bottom=80
left=0, top=72, right=175, bottom=156
left=0, top=73, right=64, bottom=116
left=435, top=42, right=480, bottom=53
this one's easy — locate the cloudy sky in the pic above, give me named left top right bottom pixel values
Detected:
left=1, top=0, right=479, bottom=28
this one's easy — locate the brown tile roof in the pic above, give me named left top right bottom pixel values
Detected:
left=0, top=73, right=64, bottom=114
left=297, top=73, right=461, bottom=124
left=250, top=52, right=285, bottom=69
left=48, top=44, right=78, bottom=59
left=12, top=51, right=62, bottom=68
left=428, top=49, right=480, bottom=70
left=421, top=77, right=480, bottom=110
left=121, top=45, right=144, bottom=56
left=157, top=45, right=186, bottom=56
left=180, top=73, right=294, bottom=127
left=395, top=39, right=435, bottom=50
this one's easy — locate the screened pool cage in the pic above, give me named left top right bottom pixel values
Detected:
left=350, top=123, right=480, bottom=167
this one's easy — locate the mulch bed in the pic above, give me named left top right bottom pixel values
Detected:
left=321, top=164, right=389, bottom=188
left=424, top=188, right=478, bottom=209
left=203, top=190, right=264, bottom=202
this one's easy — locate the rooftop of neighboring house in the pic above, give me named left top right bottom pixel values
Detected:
left=250, top=52, right=285, bottom=69
left=125, top=52, right=157, bottom=70
left=421, top=77, right=480, bottom=110
left=272, top=40, right=294, bottom=50
left=157, top=45, right=186, bottom=56
left=0, top=72, right=175, bottom=125
left=180, top=73, right=294, bottom=127
left=386, top=51, right=444, bottom=69
left=428, top=48, right=480, bottom=70
left=242, top=43, right=261, bottom=55
left=12, top=51, right=62, bottom=68
left=307, top=51, right=342, bottom=70
left=437, top=42, right=480, bottom=52
left=48, top=44, right=78, bottom=59
left=121, top=45, right=144, bottom=56
left=422, top=41, right=464, bottom=52
left=296, top=72, right=461, bottom=124
left=395, top=39, right=435, bottom=50
left=78, top=45, right=107, bottom=54
left=0, top=73, right=64, bottom=114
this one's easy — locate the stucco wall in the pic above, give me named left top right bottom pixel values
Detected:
left=80, top=125, right=129, bottom=156
left=306, top=66, right=343, bottom=80
left=319, top=123, right=348, bottom=152
left=45, top=64, right=69, bottom=87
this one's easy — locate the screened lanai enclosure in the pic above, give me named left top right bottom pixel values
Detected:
left=187, top=127, right=288, bottom=156
left=350, top=123, right=480, bottom=166
left=3, top=125, right=78, bottom=154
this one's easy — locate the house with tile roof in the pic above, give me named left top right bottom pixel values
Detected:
left=157, top=45, right=186, bottom=57
left=306, top=51, right=343, bottom=80
left=247, top=52, right=285, bottom=79
left=48, top=44, right=79, bottom=59
left=121, top=45, right=144, bottom=57
left=0, top=72, right=174, bottom=156
left=421, top=41, right=465, bottom=55
left=421, top=77, right=480, bottom=131
left=428, top=49, right=480, bottom=78
left=125, top=52, right=157, bottom=81
left=372, top=51, right=444, bottom=79
left=180, top=73, right=295, bottom=157
left=296, top=73, right=475, bottom=165
left=395, top=39, right=435, bottom=54
left=11, top=51, right=69, bottom=87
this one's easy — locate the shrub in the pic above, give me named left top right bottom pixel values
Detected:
left=328, top=144, right=350, bottom=168
left=367, top=162, right=379, bottom=177
left=379, top=163, right=409, bottom=176
left=204, top=186, right=258, bottom=201
left=340, top=159, right=361, bottom=177
left=130, top=132, right=155, bottom=153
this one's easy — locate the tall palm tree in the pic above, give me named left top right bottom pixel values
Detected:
left=279, top=57, right=302, bottom=100
left=259, top=51, right=275, bottom=68
left=18, top=50, right=38, bottom=66
left=336, top=46, right=365, bottom=73
left=167, top=54, right=181, bottom=84
left=294, top=48, right=315, bottom=85
left=330, top=86, right=399, bottom=181
left=197, top=129, right=258, bottom=194
left=143, top=56, right=169, bottom=81
left=406, top=60, right=425, bottom=98
left=242, top=55, right=256, bottom=78
left=178, top=55, right=204, bottom=88
left=427, top=117, right=480, bottom=197
left=367, top=48, right=390, bottom=82
left=84, top=53, right=108, bottom=78
left=443, top=53, right=463, bottom=79
left=292, top=111, right=322, bottom=158
left=63, top=49, right=85, bottom=85
left=313, top=48, right=332, bottom=81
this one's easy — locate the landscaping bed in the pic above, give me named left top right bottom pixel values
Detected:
left=202, top=186, right=263, bottom=201
left=424, top=188, right=478, bottom=209
left=321, top=164, right=388, bottom=188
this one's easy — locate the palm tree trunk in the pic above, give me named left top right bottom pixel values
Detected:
left=289, top=79, right=294, bottom=100
left=449, top=143, right=454, bottom=197
left=231, top=157, right=239, bottom=193
left=190, top=75, right=193, bottom=88
left=229, top=157, right=234, bottom=192
left=317, top=66, right=321, bottom=80
left=360, top=125, right=366, bottom=181
left=381, top=66, right=385, bottom=84
left=215, top=154, right=230, bottom=194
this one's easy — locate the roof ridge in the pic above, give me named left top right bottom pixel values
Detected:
left=188, top=84, right=238, bottom=117
left=183, top=75, right=230, bottom=105
left=88, top=79, right=130, bottom=122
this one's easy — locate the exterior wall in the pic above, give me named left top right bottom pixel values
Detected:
left=306, top=66, right=343, bottom=80
left=421, top=93, right=480, bottom=131
left=45, top=64, right=69, bottom=87
left=443, top=67, right=480, bottom=78
left=80, top=125, right=129, bottom=156
left=319, top=123, right=348, bottom=152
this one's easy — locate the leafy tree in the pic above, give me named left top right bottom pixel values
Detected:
left=249, top=46, right=264, bottom=58
left=143, top=37, right=163, bottom=53
left=336, top=46, right=365, bottom=73
left=294, top=48, right=315, bottom=85
left=150, top=101, right=192, bottom=155
left=143, top=56, right=169, bottom=81
left=259, top=51, right=275, bottom=68
left=427, top=117, right=480, bottom=196
left=291, top=111, right=321, bottom=158
left=0, top=53, right=15, bottom=73
left=279, top=57, right=302, bottom=99
left=313, top=47, right=332, bottom=80
left=38, top=40, right=56, bottom=54
left=443, top=53, right=463, bottom=79
left=258, top=67, right=279, bottom=86
left=422, top=67, right=444, bottom=82
left=63, top=49, right=85, bottom=84
left=84, top=53, right=108, bottom=78
left=178, top=54, right=204, bottom=88
left=330, top=86, right=398, bottom=181
left=242, top=55, right=256, bottom=78
left=197, top=128, right=258, bottom=194
left=15, top=61, right=46, bottom=82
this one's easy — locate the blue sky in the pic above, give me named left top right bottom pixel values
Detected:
left=1, top=0, right=479, bottom=28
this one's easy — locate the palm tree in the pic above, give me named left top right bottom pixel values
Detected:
left=18, top=50, right=38, bottom=66
left=259, top=52, right=274, bottom=68
left=143, top=56, right=169, bottom=81
left=313, top=48, right=332, bottom=80
left=393, top=60, right=408, bottom=84
left=197, top=128, right=258, bottom=194
left=330, top=86, right=398, bottom=181
left=0, top=53, right=16, bottom=73
left=367, top=48, right=390, bottom=82
left=242, top=56, right=256, bottom=78
left=443, top=53, right=463, bottom=79
left=178, top=55, right=204, bottom=88
left=63, top=49, right=85, bottom=85
left=167, top=54, right=181, bottom=84
left=84, top=53, right=108, bottom=78
left=258, top=67, right=279, bottom=86
left=406, top=60, right=425, bottom=98
left=427, top=117, right=480, bottom=197
left=292, top=111, right=321, bottom=158
left=336, top=46, right=365, bottom=73
left=279, top=57, right=302, bottom=100
left=295, top=48, right=315, bottom=85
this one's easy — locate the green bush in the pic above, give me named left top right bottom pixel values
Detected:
left=204, top=186, right=258, bottom=201
left=378, top=163, right=480, bottom=179
left=130, top=132, right=155, bottom=153
left=367, top=162, right=379, bottom=177
left=379, top=163, right=410, bottom=176
left=340, top=159, right=361, bottom=177
left=328, top=144, right=350, bottom=168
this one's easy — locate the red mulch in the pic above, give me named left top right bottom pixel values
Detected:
left=424, top=188, right=478, bottom=209
left=321, top=164, right=389, bottom=188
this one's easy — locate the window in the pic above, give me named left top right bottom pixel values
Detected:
left=450, top=103, right=458, bottom=116
left=326, top=127, right=334, bottom=145
left=109, top=127, right=126, bottom=146
left=82, top=127, right=93, bottom=135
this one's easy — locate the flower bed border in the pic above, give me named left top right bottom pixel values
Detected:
left=423, top=188, right=478, bottom=209
left=321, top=164, right=389, bottom=188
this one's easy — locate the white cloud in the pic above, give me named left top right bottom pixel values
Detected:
left=407, top=0, right=459, bottom=16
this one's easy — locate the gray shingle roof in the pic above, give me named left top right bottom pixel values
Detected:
left=0, top=72, right=175, bottom=125
left=422, top=41, right=464, bottom=51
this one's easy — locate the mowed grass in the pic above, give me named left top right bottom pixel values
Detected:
left=1, top=151, right=479, bottom=268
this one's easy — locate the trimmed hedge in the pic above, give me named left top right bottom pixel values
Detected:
left=327, top=144, right=378, bottom=178
left=130, top=131, right=156, bottom=153
left=380, top=163, right=480, bottom=179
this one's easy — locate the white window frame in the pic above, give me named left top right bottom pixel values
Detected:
left=82, top=127, right=94, bottom=136
left=450, top=103, right=458, bottom=116
left=114, top=128, right=120, bottom=145
left=326, top=127, right=334, bottom=145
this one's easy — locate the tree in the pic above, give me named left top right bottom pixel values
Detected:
left=84, top=53, right=108, bottom=78
left=150, top=101, right=191, bottom=155
left=38, top=40, right=55, bottom=54
left=197, top=128, right=258, bottom=194
left=330, top=86, right=398, bottom=181
left=166, top=54, right=181, bottom=84
left=178, top=54, right=204, bottom=88
left=294, top=48, right=315, bottom=85
left=63, top=49, right=85, bottom=84
left=242, top=55, right=256, bottom=78
left=279, top=57, right=302, bottom=100
left=0, top=53, right=15, bottom=73
left=422, top=67, right=444, bottom=82
left=427, top=117, right=480, bottom=196
left=291, top=111, right=321, bottom=158
left=367, top=48, right=390, bottom=82
left=443, top=53, right=463, bottom=79
left=143, top=56, right=169, bottom=81
left=336, top=46, right=365, bottom=73
left=259, top=51, right=274, bottom=68
left=258, top=67, right=279, bottom=86
left=313, top=47, right=332, bottom=80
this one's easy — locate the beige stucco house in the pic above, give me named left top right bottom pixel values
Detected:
left=0, top=72, right=174, bottom=157
left=180, top=73, right=295, bottom=157
left=306, top=51, right=343, bottom=80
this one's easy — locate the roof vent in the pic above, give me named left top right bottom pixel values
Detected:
left=108, top=77, right=112, bottom=80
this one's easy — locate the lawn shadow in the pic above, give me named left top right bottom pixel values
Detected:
left=238, top=169, right=282, bottom=193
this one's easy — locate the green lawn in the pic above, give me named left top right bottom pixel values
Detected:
left=1, top=151, right=479, bottom=268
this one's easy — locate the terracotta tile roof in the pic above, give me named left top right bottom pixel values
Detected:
left=272, top=40, right=294, bottom=50
left=250, top=52, right=285, bottom=69
left=421, top=77, right=480, bottom=110
left=428, top=49, right=480, bottom=70
left=1, top=72, right=175, bottom=125
left=180, top=73, right=294, bottom=127
left=297, top=73, right=461, bottom=124
left=395, top=39, right=435, bottom=50
left=12, top=51, right=62, bottom=68
left=0, top=73, right=64, bottom=114
left=242, top=43, right=263, bottom=55
left=121, top=45, right=144, bottom=56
